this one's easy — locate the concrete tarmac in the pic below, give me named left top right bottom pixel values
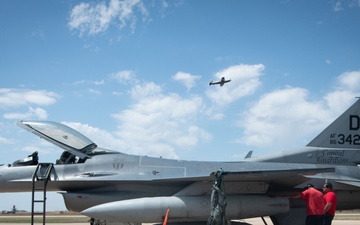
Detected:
left=239, top=216, right=360, bottom=225
left=0, top=221, right=359, bottom=225
left=0, top=214, right=359, bottom=225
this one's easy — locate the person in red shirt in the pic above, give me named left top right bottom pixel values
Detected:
left=289, top=184, right=325, bottom=225
left=323, top=182, right=337, bottom=225
left=301, top=184, right=325, bottom=225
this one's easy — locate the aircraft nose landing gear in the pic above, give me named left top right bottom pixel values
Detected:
left=89, top=218, right=106, bottom=225
left=207, top=169, right=227, bottom=225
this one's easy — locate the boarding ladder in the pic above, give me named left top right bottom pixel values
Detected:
left=31, top=163, right=54, bottom=225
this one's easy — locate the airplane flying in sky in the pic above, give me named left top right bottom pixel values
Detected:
left=209, top=77, right=231, bottom=86
left=1, top=99, right=360, bottom=225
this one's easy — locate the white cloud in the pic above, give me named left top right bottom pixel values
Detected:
left=21, top=145, right=49, bottom=155
left=0, top=136, right=14, bottom=144
left=6, top=67, right=356, bottom=161
left=111, top=70, right=137, bottom=83
left=334, top=1, right=343, bottom=11
left=237, top=71, right=360, bottom=150
left=52, top=79, right=210, bottom=159
left=237, top=87, right=330, bottom=148
left=63, top=122, right=129, bottom=151
left=3, top=107, right=48, bottom=120
left=172, top=71, right=201, bottom=90
left=209, top=112, right=224, bottom=120
left=0, top=89, right=59, bottom=108
left=73, top=79, right=105, bottom=86
left=337, top=70, right=360, bottom=91
left=30, top=107, right=48, bottom=119
left=206, top=64, right=264, bottom=106
left=332, top=0, right=360, bottom=11
left=68, top=0, right=148, bottom=36
left=323, top=71, right=360, bottom=114
left=111, top=85, right=209, bottom=158
left=131, top=82, right=162, bottom=99
left=92, top=80, right=105, bottom=85
left=87, top=88, right=102, bottom=95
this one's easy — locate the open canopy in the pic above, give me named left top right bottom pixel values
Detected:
left=17, top=120, right=97, bottom=160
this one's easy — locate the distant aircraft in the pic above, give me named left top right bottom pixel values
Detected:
left=1, top=99, right=360, bottom=225
left=209, top=77, right=231, bottom=86
left=1, top=205, right=17, bottom=214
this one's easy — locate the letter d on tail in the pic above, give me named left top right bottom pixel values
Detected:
left=350, top=115, right=360, bottom=130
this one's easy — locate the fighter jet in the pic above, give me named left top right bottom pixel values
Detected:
left=1, top=99, right=360, bottom=225
left=209, top=77, right=231, bottom=86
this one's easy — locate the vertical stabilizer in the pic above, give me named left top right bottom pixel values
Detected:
left=307, top=98, right=360, bottom=149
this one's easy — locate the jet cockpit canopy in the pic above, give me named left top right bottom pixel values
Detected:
left=17, top=120, right=97, bottom=161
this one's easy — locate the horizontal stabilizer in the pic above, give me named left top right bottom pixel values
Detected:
left=305, top=173, right=360, bottom=188
left=336, top=180, right=360, bottom=188
left=217, top=167, right=335, bottom=177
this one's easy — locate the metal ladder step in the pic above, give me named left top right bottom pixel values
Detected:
left=31, top=163, right=54, bottom=225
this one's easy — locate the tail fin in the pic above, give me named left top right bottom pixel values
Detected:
left=307, top=98, right=360, bottom=149
left=244, top=150, right=253, bottom=159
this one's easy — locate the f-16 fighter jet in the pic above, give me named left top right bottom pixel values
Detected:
left=2, top=99, right=360, bottom=225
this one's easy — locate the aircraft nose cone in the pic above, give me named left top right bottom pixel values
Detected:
left=80, top=197, right=172, bottom=223
left=81, top=201, right=140, bottom=222
left=81, top=206, right=106, bottom=219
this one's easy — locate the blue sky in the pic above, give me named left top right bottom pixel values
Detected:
left=1, top=0, right=360, bottom=212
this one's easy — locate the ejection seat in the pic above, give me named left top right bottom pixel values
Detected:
left=12, top=151, right=39, bottom=167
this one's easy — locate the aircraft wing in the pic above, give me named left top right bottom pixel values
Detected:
left=64, top=166, right=333, bottom=222
left=173, top=167, right=335, bottom=196
left=209, top=81, right=221, bottom=85
left=4, top=166, right=334, bottom=194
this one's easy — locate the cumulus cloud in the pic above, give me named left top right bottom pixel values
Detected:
left=172, top=71, right=201, bottom=90
left=5, top=66, right=358, bottom=161
left=237, top=71, right=360, bottom=150
left=111, top=82, right=210, bottom=158
left=68, top=0, right=149, bottom=36
left=62, top=122, right=129, bottom=151
left=131, top=82, right=162, bottom=99
left=111, top=70, right=137, bottom=83
left=337, top=70, right=360, bottom=91
left=3, top=107, right=48, bottom=120
left=237, top=88, right=330, bottom=148
left=48, top=79, right=211, bottom=159
left=206, top=64, right=264, bottom=105
left=0, top=89, right=59, bottom=108
left=321, top=71, right=360, bottom=116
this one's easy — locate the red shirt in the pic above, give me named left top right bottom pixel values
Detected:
left=301, top=188, right=325, bottom=215
left=324, top=190, right=337, bottom=216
